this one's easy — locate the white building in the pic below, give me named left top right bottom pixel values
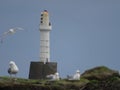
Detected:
left=39, top=10, right=52, bottom=63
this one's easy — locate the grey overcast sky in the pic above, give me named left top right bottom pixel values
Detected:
left=0, top=0, right=120, bottom=78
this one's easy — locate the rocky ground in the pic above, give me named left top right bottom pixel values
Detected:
left=0, top=66, right=120, bottom=90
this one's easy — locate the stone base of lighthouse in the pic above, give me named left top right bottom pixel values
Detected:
left=29, top=62, right=57, bottom=79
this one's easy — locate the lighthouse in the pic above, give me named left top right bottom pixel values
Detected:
left=40, top=10, right=51, bottom=63
left=29, top=10, right=57, bottom=79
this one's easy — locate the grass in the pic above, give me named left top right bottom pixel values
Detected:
left=0, top=76, right=89, bottom=87
left=0, top=66, right=119, bottom=88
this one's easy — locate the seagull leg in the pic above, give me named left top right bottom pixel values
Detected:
left=14, top=74, right=17, bottom=80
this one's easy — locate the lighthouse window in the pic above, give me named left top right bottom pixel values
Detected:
left=41, top=18, right=43, bottom=20
left=41, top=14, right=43, bottom=16
left=41, top=21, right=43, bottom=23
left=49, top=22, right=51, bottom=26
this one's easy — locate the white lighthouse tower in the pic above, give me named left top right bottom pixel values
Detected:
left=40, top=10, right=51, bottom=63
left=29, top=10, right=57, bottom=79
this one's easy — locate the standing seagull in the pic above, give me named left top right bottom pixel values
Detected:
left=0, top=27, right=24, bottom=43
left=8, top=61, right=19, bottom=78
left=67, top=70, right=80, bottom=80
left=73, top=70, right=80, bottom=80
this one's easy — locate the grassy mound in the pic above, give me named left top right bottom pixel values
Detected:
left=81, top=66, right=119, bottom=80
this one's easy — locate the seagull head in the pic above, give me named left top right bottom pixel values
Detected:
left=76, top=70, right=80, bottom=73
left=55, top=72, right=59, bottom=76
left=9, top=61, right=16, bottom=66
left=9, top=29, right=16, bottom=34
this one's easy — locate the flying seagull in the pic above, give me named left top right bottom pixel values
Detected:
left=8, top=61, right=19, bottom=77
left=0, top=27, right=24, bottom=43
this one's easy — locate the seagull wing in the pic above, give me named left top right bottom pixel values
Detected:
left=14, top=27, right=24, bottom=31
left=8, top=68, right=11, bottom=74
left=0, top=31, right=10, bottom=43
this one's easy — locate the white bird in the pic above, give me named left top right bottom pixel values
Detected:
left=8, top=61, right=19, bottom=77
left=0, top=27, right=24, bottom=43
left=67, top=70, right=80, bottom=80
left=46, top=72, right=60, bottom=80
left=73, top=70, right=80, bottom=80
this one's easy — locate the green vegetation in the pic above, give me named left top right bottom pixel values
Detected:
left=0, top=66, right=120, bottom=90
left=81, top=66, right=119, bottom=80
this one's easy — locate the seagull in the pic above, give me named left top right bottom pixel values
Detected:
left=0, top=27, right=24, bottom=43
left=73, top=70, right=80, bottom=80
left=67, top=70, right=80, bottom=80
left=46, top=72, right=60, bottom=80
left=8, top=61, right=19, bottom=78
